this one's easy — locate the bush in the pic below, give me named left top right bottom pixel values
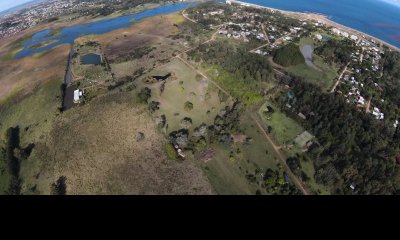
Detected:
left=184, top=101, right=194, bottom=111
left=138, top=87, right=151, bottom=103
left=165, top=143, right=177, bottom=160
left=51, top=176, right=67, bottom=195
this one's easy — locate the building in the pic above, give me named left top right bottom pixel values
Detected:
left=73, top=89, right=83, bottom=103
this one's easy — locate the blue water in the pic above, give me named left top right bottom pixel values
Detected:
left=81, top=53, right=102, bottom=65
left=16, top=2, right=194, bottom=58
left=240, top=0, right=400, bottom=48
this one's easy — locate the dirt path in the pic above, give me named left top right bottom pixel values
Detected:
left=182, top=10, right=197, bottom=23
left=174, top=15, right=309, bottom=195
left=261, top=23, right=270, bottom=45
left=365, top=98, right=371, bottom=113
left=249, top=113, right=309, bottom=195
left=176, top=54, right=309, bottom=195
left=176, top=55, right=231, bottom=98
left=330, top=63, right=349, bottom=93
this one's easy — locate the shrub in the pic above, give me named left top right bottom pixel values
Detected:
left=184, top=101, right=193, bottom=111
left=165, top=143, right=177, bottom=160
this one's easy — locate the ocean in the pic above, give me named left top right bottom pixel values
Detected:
left=238, top=0, right=400, bottom=48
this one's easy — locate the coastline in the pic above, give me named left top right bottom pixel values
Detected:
left=229, top=0, right=400, bottom=52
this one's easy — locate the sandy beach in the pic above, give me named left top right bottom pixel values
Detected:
left=230, top=0, right=400, bottom=52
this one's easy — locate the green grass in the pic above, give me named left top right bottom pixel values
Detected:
left=258, top=101, right=304, bottom=146
left=202, top=144, right=258, bottom=195
left=0, top=79, right=62, bottom=194
left=200, top=114, right=281, bottom=195
left=0, top=79, right=62, bottom=146
left=140, top=58, right=231, bottom=135
left=286, top=37, right=339, bottom=91
left=300, top=158, right=331, bottom=195
left=285, top=56, right=338, bottom=91
left=202, top=64, right=264, bottom=106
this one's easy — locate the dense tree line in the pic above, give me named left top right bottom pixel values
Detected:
left=273, top=43, right=304, bottom=67
left=189, top=41, right=272, bottom=83
left=315, top=38, right=356, bottom=66
left=278, top=79, right=400, bottom=194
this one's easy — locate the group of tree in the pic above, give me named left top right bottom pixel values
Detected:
left=314, top=38, right=356, bottom=66
left=189, top=40, right=273, bottom=83
left=277, top=79, right=400, bottom=194
left=272, top=43, right=304, bottom=67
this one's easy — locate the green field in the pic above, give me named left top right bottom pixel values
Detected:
left=285, top=57, right=338, bottom=91
left=140, top=58, right=232, bottom=135
left=300, top=157, right=330, bottom=195
left=0, top=79, right=62, bottom=194
left=258, top=101, right=304, bottom=146
left=201, top=114, right=280, bottom=195
left=0, top=79, right=62, bottom=146
left=201, top=64, right=264, bottom=106
left=286, top=37, right=339, bottom=91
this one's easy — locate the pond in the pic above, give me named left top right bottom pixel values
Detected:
left=300, top=44, right=321, bottom=71
left=81, top=53, right=102, bottom=65
left=16, top=2, right=195, bottom=59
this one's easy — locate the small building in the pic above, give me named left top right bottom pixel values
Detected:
left=298, top=112, right=306, bottom=120
left=73, top=89, right=83, bottom=103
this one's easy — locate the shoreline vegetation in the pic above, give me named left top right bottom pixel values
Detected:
left=230, top=0, right=400, bottom=52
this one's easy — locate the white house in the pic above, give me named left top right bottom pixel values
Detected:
left=73, top=89, right=83, bottom=103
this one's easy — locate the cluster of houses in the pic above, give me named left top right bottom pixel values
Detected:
left=218, top=21, right=267, bottom=42
left=331, top=28, right=358, bottom=41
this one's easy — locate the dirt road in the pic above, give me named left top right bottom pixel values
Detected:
left=330, top=63, right=349, bottom=93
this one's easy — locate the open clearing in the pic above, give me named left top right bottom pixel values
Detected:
left=258, top=100, right=304, bottom=146
left=200, top=113, right=281, bottom=195
left=0, top=44, right=69, bottom=105
left=286, top=37, right=339, bottom=91
left=140, top=58, right=231, bottom=134
left=19, top=91, right=213, bottom=195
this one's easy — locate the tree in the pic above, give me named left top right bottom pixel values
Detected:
left=149, top=101, right=160, bottom=113
left=184, top=101, right=194, bottom=111
left=273, top=43, right=304, bottom=66
left=165, top=143, right=177, bottom=160
left=138, top=87, right=151, bottom=103
left=51, top=176, right=67, bottom=195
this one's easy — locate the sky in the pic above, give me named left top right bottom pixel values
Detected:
left=0, top=0, right=35, bottom=12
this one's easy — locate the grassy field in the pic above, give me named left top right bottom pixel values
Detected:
left=0, top=78, right=62, bottom=194
left=17, top=90, right=212, bottom=195
left=201, top=64, right=264, bottom=106
left=258, top=100, right=304, bottom=146
left=200, top=114, right=281, bottom=195
left=0, top=44, right=69, bottom=105
left=138, top=58, right=231, bottom=135
left=300, top=157, right=330, bottom=195
left=286, top=37, right=339, bottom=91
left=0, top=79, right=62, bottom=146
left=285, top=56, right=338, bottom=91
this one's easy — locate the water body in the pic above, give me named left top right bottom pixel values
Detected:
left=80, top=53, right=102, bottom=65
left=238, top=0, right=400, bottom=48
left=16, top=2, right=195, bottom=58
left=300, top=44, right=320, bottom=71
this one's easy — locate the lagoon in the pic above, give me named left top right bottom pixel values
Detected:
left=16, top=2, right=195, bottom=59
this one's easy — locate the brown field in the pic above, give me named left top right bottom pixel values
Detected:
left=76, top=13, right=188, bottom=79
left=20, top=91, right=213, bottom=195
left=0, top=44, right=70, bottom=105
